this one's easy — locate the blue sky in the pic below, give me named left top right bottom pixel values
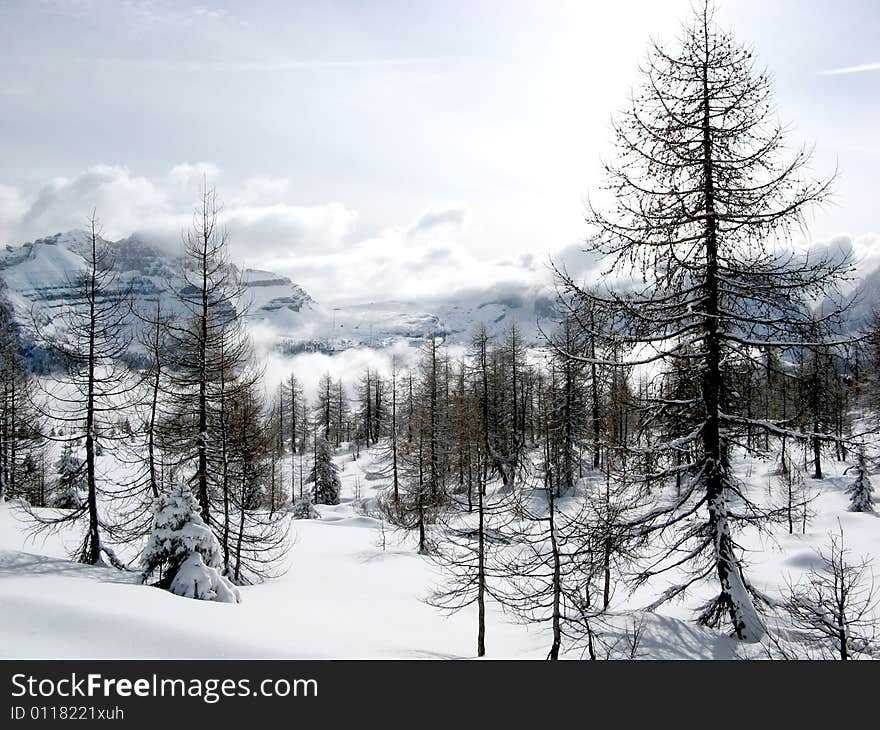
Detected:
left=0, top=0, right=877, bottom=302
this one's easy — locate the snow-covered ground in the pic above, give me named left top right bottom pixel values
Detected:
left=1, top=446, right=878, bottom=659
left=0, top=448, right=537, bottom=659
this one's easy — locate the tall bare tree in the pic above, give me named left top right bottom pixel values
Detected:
left=26, top=215, right=135, bottom=565
left=163, top=186, right=249, bottom=524
left=161, top=186, right=288, bottom=582
left=557, top=2, right=851, bottom=640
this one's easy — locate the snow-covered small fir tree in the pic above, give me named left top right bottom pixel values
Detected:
left=141, top=480, right=241, bottom=603
left=49, top=443, right=86, bottom=509
left=308, top=436, right=341, bottom=505
left=290, top=495, right=321, bottom=520
left=846, top=447, right=875, bottom=513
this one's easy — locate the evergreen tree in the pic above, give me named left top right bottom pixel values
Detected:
left=471, top=326, right=512, bottom=489
left=386, top=393, right=436, bottom=554
left=17, top=446, right=51, bottom=508
left=357, top=370, right=372, bottom=449
left=290, top=494, right=321, bottom=520
left=419, top=335, right=447, bottom=501
left=308, top=436, right=341, bottom=505
left=795, top=322, right=844, bottom=479
left=334, top=378, right=349, bottom=447
left=281, top=373, right=304, bottom=491
left=49, top=442, right=86, bottom=509
left=547, top=316, right=589, bottom=496
left=776, top=444, right=812, bottom=534
left=373, top=357, right=403, bottom=503
left=141, top=480, right=241, bottom=603
left=846, top=445, right=874, bottom=513
left=224, top=380, right=287, bottom=583
left=429, top=467, right=509, bottom=657
left=493, top=462, right=598, bottom=660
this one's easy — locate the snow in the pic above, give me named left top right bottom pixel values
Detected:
left=1, top=446, right=879, bottom=659
left=170, top=553, right=240, bottom=604
left=141, top=482, right=241, bottom=603
left=289, top=497, right=321, bottom=520
left=1, top=230, right=553, bottom=372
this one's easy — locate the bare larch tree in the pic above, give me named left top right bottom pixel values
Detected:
left=557, top=2, right=851, bottom=640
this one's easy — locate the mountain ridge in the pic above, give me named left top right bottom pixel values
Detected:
left=0, top=230, right=556, bottom=365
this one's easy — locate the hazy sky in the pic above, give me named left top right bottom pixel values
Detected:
left=1, top=0, right=878, bottom=303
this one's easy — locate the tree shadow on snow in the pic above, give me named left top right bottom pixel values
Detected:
left=0, top=549, right=137, bottom=585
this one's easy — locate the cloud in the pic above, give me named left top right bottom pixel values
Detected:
left=805, top=233, right=880, bottom=283
left=110, top=58, right=423, bottom=73
left=18, top=54, right=425, bottom=75
left=849, top=233, right=880, bottom=269
left=0, top=163, right=357, bottom=261
left=0, top=83, right=33, bottom=97
left=0, top=184, right=27, bottom=243
left=821, top=62, right=880, bottom=75
left=35, top=0, right=248, bottom=29
left=271, top=224, right=545, bottom=305
left=20, top=163, right=873, bottom=319
left=17, top=164, right=170, bottom=243
left=544, top=241, right=604, bottom=283
left=406, top=204, right=468, bottom=240
left=274, top=344, right=418, bottom=402
left=248, top=315, right=422, bottom=398
left=167, top=162, right=221, bottom=190
left=222, top=202, right=357, bottom=257
left=0, top=162, right=593, bottom=305
left=235, top=176, right=292, bottom=204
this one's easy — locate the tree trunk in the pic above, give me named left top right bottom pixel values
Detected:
left=84, top=228, right=101, bottom=565
left=196, top=225, right=210, bottom=523
left=548, top=487, right=562, bottom=660
left=477, top=466, right=486, bottom=657
left=699, top=42, right=762, bottom=641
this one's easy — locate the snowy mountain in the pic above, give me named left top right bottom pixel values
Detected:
left=279, top=287, right=558, bottom=355
left=0, top=231, right=557, bottom=365
left=837, top=267, right=880, bottom=331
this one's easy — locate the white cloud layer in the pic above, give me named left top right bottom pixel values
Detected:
left=2, top=163, right=874, bottom=312
left=821, top=62, right=880, bottom=75
left=4, top=163, right=361, bottom=263
left=0, top=163, right=552, bottom=304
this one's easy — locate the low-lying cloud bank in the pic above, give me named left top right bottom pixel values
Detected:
left=0, top=162, right=574, bottom=305
left=1, top=162, right=874, bottom=311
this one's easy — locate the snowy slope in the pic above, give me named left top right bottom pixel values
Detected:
left=3, top=441, right=877, bottom=659
left=0, top=232, right=318, bottom=357
left=0, top=450, right=543, bottom=659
